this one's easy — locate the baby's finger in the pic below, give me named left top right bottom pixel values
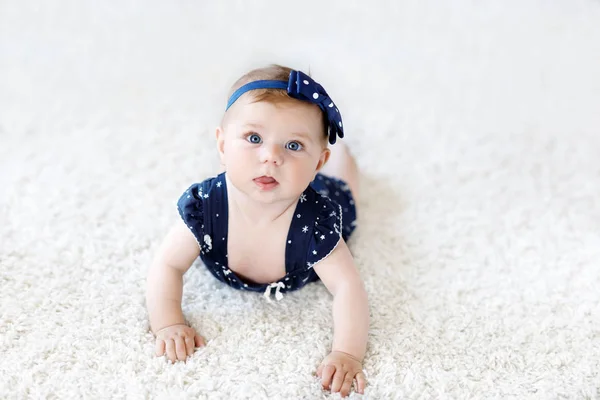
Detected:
left=185, top=336, right=195, bottom=356
left=330, top=368, right=345, bottom=394
left=355, top=371, right=367, bottom=394
left=194, top=334, right=205, bottom=348
left=175, top=337, right=188, bottom=361
left=155, top=339, right=166, bottom=357
left=340, top=372, right=354, bottom=397
left=316, top=364, right=323, bottom=378
left=320, top=364, right=336, bottom=389
left=165, top=339, right=177, bottom=362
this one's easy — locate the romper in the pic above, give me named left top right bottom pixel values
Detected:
left=177, top=172, right=357, bottom=301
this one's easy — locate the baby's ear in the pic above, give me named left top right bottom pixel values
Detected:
left=316, top=147, right=331, bottom=172
left=216, top=126, right=226, bottom=164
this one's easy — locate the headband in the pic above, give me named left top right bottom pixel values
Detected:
left=225, top=70, right=344, bottom=145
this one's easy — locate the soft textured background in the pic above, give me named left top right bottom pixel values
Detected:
left=1, top=0, right=600, bottom=398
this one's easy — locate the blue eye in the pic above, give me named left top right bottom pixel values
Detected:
left=247, top=134, right=262, bottom=144
left=286, top=141, right=303, bottom=151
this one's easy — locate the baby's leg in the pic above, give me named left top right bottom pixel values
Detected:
left=320, top=141, right=360, bottom=202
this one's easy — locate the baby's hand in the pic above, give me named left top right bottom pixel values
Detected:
left=317, top=351, right=366, bottom=397
left=154, top=324, right=206, bottom=362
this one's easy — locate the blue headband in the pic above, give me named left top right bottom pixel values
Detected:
left=225, top=70, right=344, bottom=145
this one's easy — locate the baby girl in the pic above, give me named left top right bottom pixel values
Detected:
left=146, top=64, right=369, bottom=397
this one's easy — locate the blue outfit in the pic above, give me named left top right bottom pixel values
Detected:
left=177, top=172, right=357, bottom=301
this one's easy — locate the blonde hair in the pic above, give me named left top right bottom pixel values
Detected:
left=225, top=64, right=328, bottom=142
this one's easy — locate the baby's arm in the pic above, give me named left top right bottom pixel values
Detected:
left=146, top=219, right=204, bottom=361
left=313, top=240, right=369, bottom=397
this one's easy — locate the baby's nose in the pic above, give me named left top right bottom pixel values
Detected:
left=260, top=144, right=283, bottom=165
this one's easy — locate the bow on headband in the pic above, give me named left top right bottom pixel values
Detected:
left=225, top=70, right=344, bottom=145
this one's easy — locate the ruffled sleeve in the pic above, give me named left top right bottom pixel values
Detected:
left=177, top=183, right=205, bottom=249
left=306, top=196, right=343, bottom=268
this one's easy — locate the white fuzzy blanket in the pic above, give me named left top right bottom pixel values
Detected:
left=1, top=1, right=600, bottom=398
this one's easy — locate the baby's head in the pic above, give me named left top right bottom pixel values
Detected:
left=224, top=65, right=331, bottom=145
left=216, top=64, right=344, bottom=204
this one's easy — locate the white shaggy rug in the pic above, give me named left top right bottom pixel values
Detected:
left=1, top=1, right=600, bottom=398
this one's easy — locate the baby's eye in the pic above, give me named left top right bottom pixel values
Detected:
left=247, top=133, right=262, bottom=144
left=286, top=141, right=303, bottom=151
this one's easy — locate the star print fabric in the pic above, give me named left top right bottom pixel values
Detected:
left=176, top=172, right=357, bottom=294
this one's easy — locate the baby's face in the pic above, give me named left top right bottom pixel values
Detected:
left=217, top=97, right=330, bottom=204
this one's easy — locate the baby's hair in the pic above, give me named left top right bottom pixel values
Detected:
left=226, top=64, right=329, bottom=143
left=228, top=64, right=293, bottom=103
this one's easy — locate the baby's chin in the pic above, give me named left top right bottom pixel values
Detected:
left=250, top=188, right=303, bottom=205
left=248, top=185, right=308, bottom=206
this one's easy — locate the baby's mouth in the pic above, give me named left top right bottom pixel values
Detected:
left=253, top=176, right=279, bottom=190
